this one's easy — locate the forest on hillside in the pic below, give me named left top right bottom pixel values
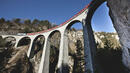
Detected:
left=0, top=18, right=57, bottom=34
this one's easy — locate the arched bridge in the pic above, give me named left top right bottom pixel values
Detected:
left=1, top=0, right=106, bottom=73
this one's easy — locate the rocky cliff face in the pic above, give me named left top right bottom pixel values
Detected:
left=68, top=30, right=120, bottom=49
left=0, top=46, right=34, bottom=73
left=107, top=0, right=130, bottom=70
left=67, top=30, right=121, bottom=73
left=67, top=30, right=85, bottom=73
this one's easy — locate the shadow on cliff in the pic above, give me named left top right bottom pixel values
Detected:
left=96, top=48, right=129, bottom=73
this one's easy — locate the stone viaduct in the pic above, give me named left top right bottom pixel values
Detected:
left=1, top=0, right=130, bottom=73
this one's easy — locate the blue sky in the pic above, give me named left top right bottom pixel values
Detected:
left=0, top=0, right=115, bottom=32
left=91, top=2, right=116, bottom=32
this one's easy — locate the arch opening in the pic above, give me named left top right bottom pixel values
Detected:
left=29, top=35, right=45, bottom=73
left=64, top=20, right=85, bottom=73
left=3, top=36, right=16, bottom=48
left=90, top=1, right=125, bottom=73
left=17, top=37, right=31, bottom=47
left=48, top=30, right=61, bottom=73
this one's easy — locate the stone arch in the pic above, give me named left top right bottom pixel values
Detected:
left=17, top=37, right=31, bottom=47
left=30, top=35, right=45, bottom=58
left=48, top=30, right=61, bottom=73
left=4, top=36, right=16, bottom=47
left=65, top=20, right=81, bottom=31
left=85, top=0, right=107, bottom=53
left=29, top=35, right=45, bottom=73
left=85, top=0, right=126, bottom=73
left=49, top=30, right=61, bottom=38
left=85, top=0, right=106, bottom=24
left=64, top=20, right=85, bottom=73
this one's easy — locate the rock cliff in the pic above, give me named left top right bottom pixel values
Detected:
left=107, top=0, right=130, bottom=70
left=0, top=46, right=34, bottom=73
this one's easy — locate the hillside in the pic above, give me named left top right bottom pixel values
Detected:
left=0, top=18, right=56, bottom=34
left=0, top=18, right=127, bottom=73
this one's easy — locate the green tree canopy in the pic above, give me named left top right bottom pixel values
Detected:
left=0, top=18, right=5, bottom=23
left=39, top=20, right=51, bottom=28
left=24, top=19, right=31, bottom=25
left=12, top=18, right=21, bottom=23
left=32, top=19, right=40, bottom=25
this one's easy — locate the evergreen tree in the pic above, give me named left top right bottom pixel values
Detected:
left=24, top=19, right=31, bottom=25
left=32, top=19, right=39, bottom=25
left=0, top=18, right=5, bottom=23
left=12, top=18, right=20, bottom=23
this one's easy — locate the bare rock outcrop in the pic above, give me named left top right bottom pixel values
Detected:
left=107, top=0, right=130, bottom=70
left=0, top=46, right=34, bottom=73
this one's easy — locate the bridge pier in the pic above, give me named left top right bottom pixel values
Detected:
left=27, top=38, right=34, bottom=57
left=38, top=36, right=50, bottom=73
left=56, top=30, right=69, bottom=73
left=82, top=19, right=97, bottom=73
left=62, top=32, right=69, bottom=73
left=57, top=32, right=64, bottom=73
left=14, top=39, right=20, bottom=48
